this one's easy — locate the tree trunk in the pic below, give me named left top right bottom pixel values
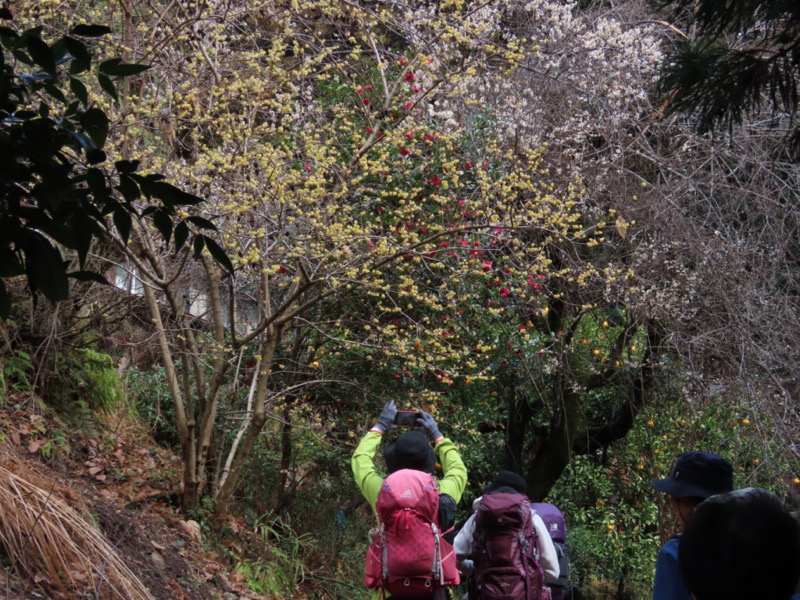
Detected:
left=525, top=382, right=582, bottom=501
left=212, top=326, right=283, bottom=525
left=275, top=399, right=294, bottom=513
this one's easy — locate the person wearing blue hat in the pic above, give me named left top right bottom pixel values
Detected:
left=650, top=451, right=734, bottom=600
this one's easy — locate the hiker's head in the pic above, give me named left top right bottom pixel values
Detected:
left=483, top=470, right=527, bottom=495
left=678, top=488, right=800, bottom=600
left=384, top=430, right=436, bottom=474
left=651, top=451, right=733, bottom=525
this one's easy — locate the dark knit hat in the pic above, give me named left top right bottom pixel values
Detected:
left=651, top=451, right=733, bottom=499
left=484, top=470, right=527, bottom=495
left=384, top=431, right=436, bottom=474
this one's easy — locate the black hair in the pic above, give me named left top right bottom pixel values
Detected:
left=678, top=488, right=800, bottom=600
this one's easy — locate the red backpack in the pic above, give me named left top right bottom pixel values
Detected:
left=469, top=492, right=546, bottom=600
left=364, top=469, right=460, bottom=597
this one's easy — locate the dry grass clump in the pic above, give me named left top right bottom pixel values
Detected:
left=0, top=462, right=154, bottom=599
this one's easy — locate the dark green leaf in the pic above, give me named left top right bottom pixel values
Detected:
left=69, top=131, right=95, bottom=149
left=79, top=107, right=109, bottom=147
left=12, top=49, right=32, bottom=66
left=26, top=35, right=56, bottom=77
left=174, top=221, right=189, bottom=253
left=114, top=159, right=140, bottom=174
left=186, top=215, right=217, bottom=230
left=99, top=58, right=150, bottom=76
left=97, top=73, right=118, bottom=102
left=201, top=236, right=234, bottom=274
left=70, top=24, right=112, bottom=37
left=117, top=175, right=140, bottom=203
left=0, top=282, right=9, bottom=320
left=151, top=181, right=204, bottom=207
left=51, top=38, right=68, bottom=62
left=113, top=207, right=132, bottom=244
left=86, top=148, right=106, bottom=164
left=69, top=77, right=88, bottom=106
left=69, top=55, right=90, bottom=75
left=152, top=209, right=173, bottom=245
left=43, top=81, right=66, bottom=104
left=193, top=235, right=205, bottom=257
left=0, top=248, right=24, bottom=277
left=0, top=27, right=18, bottom=44
left=63, top=36, right=90, bottom=67
left=71, top=215, right=94, bottom=268
left=64, top=100, right=80, bottom=118
left=68, top=270, right=109, bottom=285
left=85, top=168, right=106, bottom=192
left=25, top=233, right=69, bottom=301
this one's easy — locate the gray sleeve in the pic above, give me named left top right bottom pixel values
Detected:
left=454, top=514, right=476, bottom=558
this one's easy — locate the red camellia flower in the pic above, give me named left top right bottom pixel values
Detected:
left=403, top=102, right=413, bottom=110
left=481, top=260, right=492, bottom=272
left=363, top=98, right=370, bottom=106
left=499, top=287, right=511, bottom=297
left=425, top=175, right=442, bottom=188
left=366, top=126, right=373, bottom=133
left=399, top=148, right=411, bottom=156
left=405, top=71, right=415, bottom=83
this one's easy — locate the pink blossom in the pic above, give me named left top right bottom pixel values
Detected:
left=481, top=260, right=492, bottom=272
left=499, top=287, right=511, bottom=297
left=405, top=72, right=415, bottom=83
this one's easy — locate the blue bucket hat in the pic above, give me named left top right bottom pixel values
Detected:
left=651, top=451, right=733, bottom=499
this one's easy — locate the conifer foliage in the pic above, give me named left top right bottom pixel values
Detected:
left=659, top=0, right=800, bottom=155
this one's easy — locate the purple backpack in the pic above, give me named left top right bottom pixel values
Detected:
left=531, top=503, right=571, bottom=600
left=470, top=492, right=545, bottom=600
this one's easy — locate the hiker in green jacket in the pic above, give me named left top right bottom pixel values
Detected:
left=352, top=401, right=467, bottom=518
left=352, top=401, right=468, bottom=600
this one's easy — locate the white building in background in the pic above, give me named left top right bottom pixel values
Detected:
left=111, top=264, right=259, bottom=334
